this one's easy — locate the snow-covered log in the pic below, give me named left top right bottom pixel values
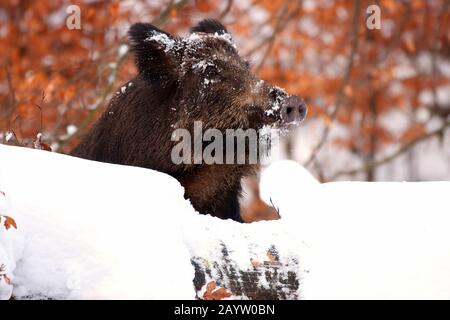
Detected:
left=1, top=144, right=450, bottom=299
left=0, top=144, right=303, bottom=299
left=186, top=216, right=302, bottom=299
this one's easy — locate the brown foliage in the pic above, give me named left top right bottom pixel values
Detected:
left=2, top=216, right=17, bottom=231
left=0, top=0, right=448, bottom=179
left=202, top=281, right=232, bottom=300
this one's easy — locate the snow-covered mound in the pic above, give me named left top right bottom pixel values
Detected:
left=1, top=144, right=450, bottom=299
left=261, top=161, right=450, bottom=299
left=0, top=144, right=195, bottom=299
left=0, top=144, right=302, bottom=300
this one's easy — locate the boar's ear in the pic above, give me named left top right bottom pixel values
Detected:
left=191, top=19, right=230, bottom=36
left=128, top=23, right=179, bottom=82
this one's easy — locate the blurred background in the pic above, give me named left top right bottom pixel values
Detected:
left=1, top=0, right=449, bottom=183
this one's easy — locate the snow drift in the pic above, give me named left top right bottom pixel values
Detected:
left=260, top=160, right=450, bottom=299
left=1, top=143, right=450, bottom=299
left=0, top=144, right=195, bottom=299
left=0, top=144, right=302, bottom=300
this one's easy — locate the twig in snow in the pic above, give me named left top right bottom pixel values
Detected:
left=269, top=197, right=281, bottom=219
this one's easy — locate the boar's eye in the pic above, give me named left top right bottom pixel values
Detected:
left=204, top=65, right=220, bottom=78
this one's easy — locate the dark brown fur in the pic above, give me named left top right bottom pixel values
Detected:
left=71, top=19, right=305, bottom=222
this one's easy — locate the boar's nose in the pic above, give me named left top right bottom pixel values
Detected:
left=281, top=96, right=307, bottom=124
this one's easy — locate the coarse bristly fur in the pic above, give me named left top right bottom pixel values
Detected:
left=70, top=19, right=305, bottom=222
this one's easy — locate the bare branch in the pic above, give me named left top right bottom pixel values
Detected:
left=153, top=0, right=189, bottom=26
left=254, top=0, right=303, bottom=72
left=329, top=120, right=450, bottom=180
left=430, top=0, right=449, bottom=114
left=303, top=0, right=361, bottom=167
left=5, top=67, right=16, bottom=107
left=376, top=2, right=411, bottom=64
left=219, top=0, right=234, bottom=20
left=245, top=0, right=303, bottom=69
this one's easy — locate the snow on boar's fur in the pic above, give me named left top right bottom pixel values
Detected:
left=71, top=19, right=307, bottom=221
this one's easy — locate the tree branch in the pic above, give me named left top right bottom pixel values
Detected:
left=302, top=0, right=361, bottom=167
left=329, top=120, right=450, bottom=180
left=245, top=0, right=302, bottom=65
left=219, top=0, right=233, bottom=20
left=254, top=0, right=303, bottom=72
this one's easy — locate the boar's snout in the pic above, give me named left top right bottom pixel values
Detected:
left=281, top=96, right=307, bottom=124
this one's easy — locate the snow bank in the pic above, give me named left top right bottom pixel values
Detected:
left=260, top=161, right=450, bottom=299
left=0, top=144, right=195, bottom=299
left=0, top=145, right=303, bottom=300
left=1, top=144, right=450, bottom=299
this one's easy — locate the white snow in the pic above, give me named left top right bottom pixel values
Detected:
left=192, top=60, right=215, bottom=72
left=5, top=132, right=13, bottom=143
left=118, top=44, right=129, bottom=57
left=260, top=161, right=450, bottom=299
left=1, top=144, right=450, bottom=299
left=260, top=160, right=320, bottom=199
left=184, top=31, right=236, bottom=50
left=66, top=125, right=78, bottom=136
left=0, top=192, right=21, bottom=300
left=265, top=87, right=288, bottom=117
left=0, top=144, right=195, bottom=299
left=145, top=31, right=176, bottom=53
left=118, top=82, right=133, bottom=95
left=212, top=32, right=236, bottom=49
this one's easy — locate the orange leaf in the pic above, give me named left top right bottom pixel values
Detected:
left=33, top=133, right=52, bottom=151
left=40, top=142, right=52, bottom=152
left=209, top=287, right=232, bottom=300
left=195, top=0, right=213, bottom=12
left=344, top=85, right=353, bottom=97
left=203, top=281, right=232, bottom=300
left=3, top=216, right=17, bottom=230
left=404, top=38, right=416, bottom=54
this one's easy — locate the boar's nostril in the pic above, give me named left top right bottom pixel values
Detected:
left=299, top=102, right=307, bottom=120
left=267, top=94, right=307, bottom=124
left=286, top=107, right=293, bottom=115
left=281, top=96, right=307, bottom=124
